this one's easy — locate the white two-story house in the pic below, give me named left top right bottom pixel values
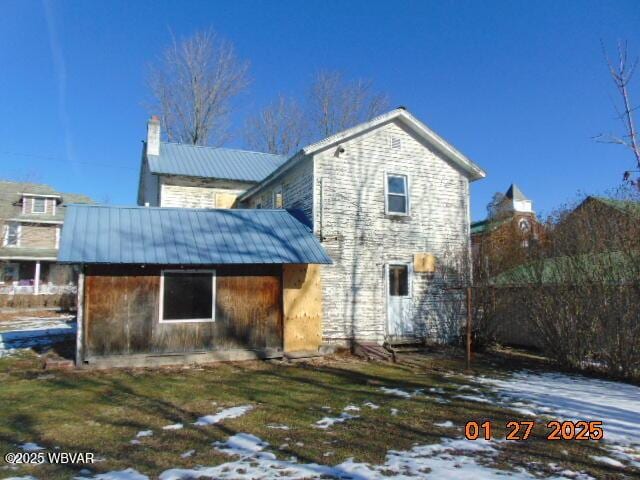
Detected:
left=137, top=108, right=485, bottom=347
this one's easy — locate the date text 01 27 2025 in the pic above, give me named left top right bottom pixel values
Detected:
left=464, top=420, right=604, bottom=441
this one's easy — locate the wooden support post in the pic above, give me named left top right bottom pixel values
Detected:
left=75, top=270, right=85, bottom=368
left=34, top=261, right=41, bottom=295
left=466, top=286, right=472, bottom=370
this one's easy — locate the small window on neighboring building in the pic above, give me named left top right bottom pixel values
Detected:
left=4, top=223, right=19, bottom=247
left=273, top=187, right=283, bottom=209
left=386, top=174, right=409, bottom=215
left=32, top=197, right=46, bottom=214
left=0, top=263, right=19, bottom=283
left=160, top=270, right=215, bottom=323
left=389, top=264, right=409, bottom=297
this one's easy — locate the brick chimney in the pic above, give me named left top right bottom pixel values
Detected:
left=146, top=115, right=161, bottom=156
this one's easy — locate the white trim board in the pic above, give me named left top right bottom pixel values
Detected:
left=159, top=269, right=216, bottom=323
left=384, top=172, right=410, bottom=216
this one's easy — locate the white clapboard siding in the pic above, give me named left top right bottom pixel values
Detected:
left=245, top=159, right=314, bottom=221
left=313, top=120, right=470, bottom=344
left=243, top=118, right=472, bottom=345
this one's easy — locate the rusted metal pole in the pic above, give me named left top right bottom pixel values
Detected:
left=466, top=286, right=472, bottom=370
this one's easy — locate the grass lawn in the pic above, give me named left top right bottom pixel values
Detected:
left=0, top=348, right=634, bottom=479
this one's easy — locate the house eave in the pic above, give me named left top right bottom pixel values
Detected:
left=302, top=108, right=487, bottom=181
left=237, top=151, right=306, bottom=202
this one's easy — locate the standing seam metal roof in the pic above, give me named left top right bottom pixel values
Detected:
left=58, top=205, right=332, bottom=265
left=147, top=142, right=288, bottom=182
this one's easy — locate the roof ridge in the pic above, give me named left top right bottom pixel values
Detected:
left=160, top=142, right=286, bottom=158
left=67, top=204, right=289, bottom=213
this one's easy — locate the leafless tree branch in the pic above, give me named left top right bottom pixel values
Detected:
left=308, top=70, right=389, bottom=140
left=244, top=95, right=308, bottom=156
left=600, top=40, right=640, bottom=187
left=147, top=29, right=250, bottom=146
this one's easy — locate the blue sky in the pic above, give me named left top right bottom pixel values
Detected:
left=1, top=0, right=638, bottom=220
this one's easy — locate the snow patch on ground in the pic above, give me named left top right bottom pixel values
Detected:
left=162, top=423, right=183, bottom=430
left=380, top=387, right=423, bottom=398
left=20, top=443, right=44, bottom=451
left=154, top=434, right=587, bottom=480
left=315, top=412, right=358, bottom=429
left=362, top=401, right=379, bottom=409
left=76, top=468, right=149, bottom=480
left=193, top=405, right=253, bottom=426
left=434, top=421, right=454, bottom=428
left=476, top=371, right=640, bottom=448
left=179, top=450, right=195, bottom=459
left=267, top=424, right=290, bottom=430
left=590, top=455, right=625, bottom=468
left=454, top=394, right=491, bottom=403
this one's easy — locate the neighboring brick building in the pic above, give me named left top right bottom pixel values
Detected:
left=471, top=184, right=542, bottom=280
left=0, top=181, right=92, bottom=294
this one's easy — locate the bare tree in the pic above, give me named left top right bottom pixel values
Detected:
left=244, top=95, right=308, bottom=155
left=596, top=41, right=640, bottom=188
left=147, top=29, right=250, bottom=146
left=308, top=70, right=389, bottom=139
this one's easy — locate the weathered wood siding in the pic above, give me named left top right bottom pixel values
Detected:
left=160, top=176, right=253, bottom=209
left=83, top=265, right=282, bottom=358
left=314, top=119, right=471, bottom=343
left=282, top=264, right=322, bottom=352
left=245, top=158, right=314, bottom=221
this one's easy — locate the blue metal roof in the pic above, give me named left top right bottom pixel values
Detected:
left=58, top=205, right=332, bottom=265
left=147, top=143, right=288, bottom=182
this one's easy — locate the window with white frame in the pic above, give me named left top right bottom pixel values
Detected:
left=4, top=223, right=19, bottom=247
left=32, top=197, right=46, bottom=214
left=159, top=270, right=216, bottom=323
left=273, top=186, right=283, bottom=209
left=385, top=174, right=409, bottom=215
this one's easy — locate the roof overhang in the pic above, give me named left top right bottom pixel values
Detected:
left=302, top=108, right=486, bottom=181
left=58, top=205, right=332, bottom=265
left=0, top=256, right=57, bottom=261
left=239, top=108, right=486, bottom=203
left=8, top=218, right=63, bottom=225
left=238, top=151, right=305, bottom=202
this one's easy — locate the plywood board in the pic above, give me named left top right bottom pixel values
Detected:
left=283, top=264, right=322, bottom=352
left=215, top=192, right=238, bottom=208
left=414, top=253, right=436, bottom=273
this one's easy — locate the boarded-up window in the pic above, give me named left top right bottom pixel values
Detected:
left=160, top=270, right=215, bottom=322
left=386, top=174, right=409, bottom=215
left=388, top=265, right=409, bottom=297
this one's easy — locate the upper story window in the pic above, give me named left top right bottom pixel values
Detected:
left=385, top=173, right=409, bottom=216
left=4, top=223, right=19, bottom=247
left=273, top=186, right=283, bottom=209
left=32, top=197, right=46, bottom=214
